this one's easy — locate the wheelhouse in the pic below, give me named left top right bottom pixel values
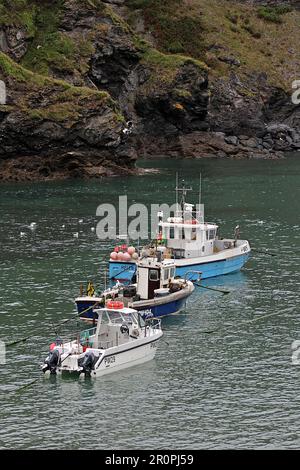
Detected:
left=136, top=259, right=176, bottom=300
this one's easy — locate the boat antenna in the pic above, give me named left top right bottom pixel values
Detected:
left=175, top=172, right=179, bottom=216
left=198, top=173, right=202, bottom=218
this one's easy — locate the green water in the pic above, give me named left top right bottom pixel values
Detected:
left=0, top=155, right=299, bottom=449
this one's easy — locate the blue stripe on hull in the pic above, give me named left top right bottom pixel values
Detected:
left=176, top=253, right=250, bottom=280
left=109, top=253, right=250, bottom=282
left=136, top=297, right=187, bottom=319
left=76, top=297, right=188, bottom=320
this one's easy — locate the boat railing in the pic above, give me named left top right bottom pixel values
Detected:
left=56, top=326, right=97, bottom=346
left=144, top=317, right=161, bottom=330
left=79, top=327, right=97, bottom=343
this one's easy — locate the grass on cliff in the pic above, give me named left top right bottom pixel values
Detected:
left=0, top=51, right=119, bottom=126
left=20, top=0, right=93, bottom=77
left=0, top=1, right=96, bottom=78
left=127, top=0, right=299, bottom=91
left=140, top=47, right=207, bottom=92
left=0, top=0, right=37, bottom=37
left=127, top=0, right=205, bottom=57
left=257, top=5, right=292, bottom=23
left=199, top=0, right=299, bottom=89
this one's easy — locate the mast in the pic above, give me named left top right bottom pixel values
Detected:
left=198, top=173, right=202, bottom=220
left=175, top=172, right=179, bottom=216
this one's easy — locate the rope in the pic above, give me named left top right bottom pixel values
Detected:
left=7, top=301, right=101, bottom=348
left=201, top=306, right=294, bottom=334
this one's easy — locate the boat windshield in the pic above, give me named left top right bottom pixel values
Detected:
left=102, top=309, right=138, bottom=325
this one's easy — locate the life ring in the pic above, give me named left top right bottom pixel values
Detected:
left=107, top=300, right=124, bottom=309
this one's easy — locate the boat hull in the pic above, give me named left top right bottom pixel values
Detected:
left=76, top=284, right=194, bottom=320
left=109, top=248, right=250, bottom=282
left=76, top=295, right=190, bottom=320
left=56, top=335, right=162, bottom=378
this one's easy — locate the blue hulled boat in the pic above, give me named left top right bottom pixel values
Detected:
left=109, top=183, right=251, bottom=282
left=75, top=258, right=195, bottom=320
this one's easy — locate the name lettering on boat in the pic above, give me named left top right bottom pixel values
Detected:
left=104, top=356, right=116, bottom=367
left=241, top=245, right=248, bottom=253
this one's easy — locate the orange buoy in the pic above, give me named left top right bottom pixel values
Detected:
left=107, top=300, right=124, bottom=309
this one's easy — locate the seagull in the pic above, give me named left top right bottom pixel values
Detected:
left=78, top=219, right=83, bottom=224
left=20, top=232, right=26, bottom=238
left=61, top=224, right=65, bottom=229
left=73, top=232, right=79, bottom=238
left=29, top=222, right=37, bottom=230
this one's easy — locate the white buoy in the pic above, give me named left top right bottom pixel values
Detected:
left=29, top=222, right=37, bottom=230
left=91, top=227, right=95, bottom=232
left=61, top=224, right=65, bottom=229
left=20, top=232, right=26, bottom=238
left=79, top=219, right=83, bottom=224
left=73, top=232, right=79, bottom=238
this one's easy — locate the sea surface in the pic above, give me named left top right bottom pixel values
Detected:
left=0, top=155, right=299, bottom=449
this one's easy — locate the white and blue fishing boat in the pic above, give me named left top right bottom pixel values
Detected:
left=75, top=258, right=195, bottom=320
left=109, top=182, right=251, bottom=282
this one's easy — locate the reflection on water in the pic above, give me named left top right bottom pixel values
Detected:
left=0, top=155, right=300, bottom=449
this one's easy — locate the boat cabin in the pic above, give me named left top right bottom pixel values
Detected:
left=91, top=307, right=141, bottom=349
left=136, top=258, right=176, bottom=300
left=158, top=203, right=218, bottom=259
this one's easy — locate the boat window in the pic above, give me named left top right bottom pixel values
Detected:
left=107, top=311, right=124, bottom=324
left=181, top=228, right=185, bottom=240
left=164, top=269, right=169, bottom=281
left=149, top=269, right=159, bottom=281
left=209, top=230, right=215, bottom=240
left=170, top=267, right=175, bottom=278
left=206, top=230, right=209, bottom=240
left=170, top=227, right=175, bottom=239
left=191, top=228, right=197, bottom=240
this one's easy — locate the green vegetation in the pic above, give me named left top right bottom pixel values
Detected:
left=139, top=47, right=207, bottom=92
left=0, top=0, right=37, bottom=37
left=127, top=0, right=204, bottom=57
left=0, top=51, right=117, bottom=126
left=257, top=5, right=292, bottom=23
left=21, top=1, right=78, bottom=75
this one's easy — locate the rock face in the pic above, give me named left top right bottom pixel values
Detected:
left=0, top=52, right=136, bottom=181
left=0, top=0, right=299, bottom=181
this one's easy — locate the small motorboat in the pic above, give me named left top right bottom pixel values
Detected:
left=75, top=258, right=195, bottom=320
left=42, top=306, right=163, bottom=378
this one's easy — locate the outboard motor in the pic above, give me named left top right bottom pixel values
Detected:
left=120, top=322, right=129, bottom=335
left=42, top=349, right=60, bottom=375
left=80, top=351, right=95, bottom=377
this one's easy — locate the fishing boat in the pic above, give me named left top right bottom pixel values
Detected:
left=109, top=181, right=251, bottom=282
left=75, top=258, right=195, bottom=320
left=42, top=306, right=163, bottom=378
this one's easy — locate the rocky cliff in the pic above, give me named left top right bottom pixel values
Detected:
left=0, top=0, right=299, bottom=180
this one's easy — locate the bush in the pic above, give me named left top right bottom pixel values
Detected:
left=257, top=6, right=291, bottom=24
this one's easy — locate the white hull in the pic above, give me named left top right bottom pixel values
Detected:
left=56, top=334, right=162, bottom=378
